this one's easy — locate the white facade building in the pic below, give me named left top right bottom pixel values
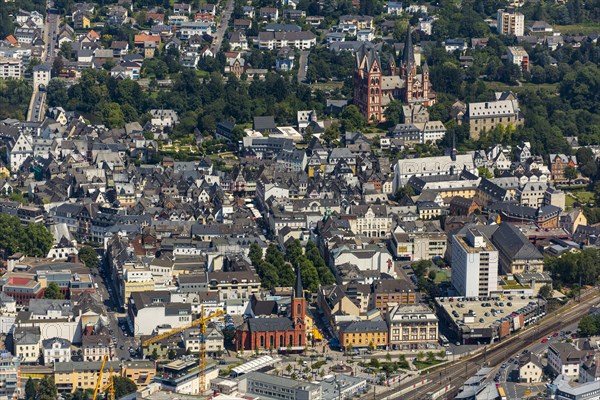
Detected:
left=451, top=228, right=498, bottom=297
left=0, top=58, right=23, bottom=79
left=497, top=8, right=525, bottom=36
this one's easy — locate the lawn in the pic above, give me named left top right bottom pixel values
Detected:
left=565, top=190, right=596, bottom=206
left=553, top=23, right=600, bottom=35
left=414, top=359, right=444, bottom=370
left=484, top=81, right=559, bottom=94
left=434, top=271, right=450, bottom=284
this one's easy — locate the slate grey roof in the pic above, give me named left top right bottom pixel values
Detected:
left=247, top=317, right=294, bottom=332
left=339, top=320, right=387, bottom=333
left=491, top=223, right=543, bottom=261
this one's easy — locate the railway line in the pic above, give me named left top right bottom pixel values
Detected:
left=376, top=290, right=600, bottom=400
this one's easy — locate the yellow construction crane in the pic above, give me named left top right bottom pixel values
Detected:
left=142, top=308, right=225, bottom=347
left=92, top=355, right=115, bottom=400
left=141, top=307, right=225, bottom=393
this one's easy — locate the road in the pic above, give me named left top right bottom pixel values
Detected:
left=377, top=291, right=600, bottom=400
left=297, top=51, right=309, bottom=83
left=211, top=0, right=234, bottom=53
left=94, top=258, right=139, bottom=361
left=27, top=2, right=59, bottom=122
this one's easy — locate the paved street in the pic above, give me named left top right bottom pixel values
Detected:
left=27, top=2, right=59, bottom=122
left=297, top=51, right=309, bottom=83
left=94, top=257, right=139, bottom=360
left=211, top=0, right=234, bottom=53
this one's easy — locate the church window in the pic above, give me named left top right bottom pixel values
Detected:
left=298, top=335, right=302, bottom=346
left=260, top=336, right=265, bottom=347
left=270, top=336, right=274, bottom=347
left=297, top=303, right=301, bottom=315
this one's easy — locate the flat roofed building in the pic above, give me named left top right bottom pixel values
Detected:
left=238, top=371, right=322, bottom=400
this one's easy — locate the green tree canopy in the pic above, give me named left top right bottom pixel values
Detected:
left=0, top=215, right=53, bottom=257
left=113, top=376, right=138, bottom=398
left=78, top=246, right=99, bottom=269
left=44, top=282, right=65, bottom=300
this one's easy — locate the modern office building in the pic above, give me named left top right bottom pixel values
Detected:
left=451, top=228, right=499, bottom=297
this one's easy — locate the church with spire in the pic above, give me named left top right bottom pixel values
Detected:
left=235, top=267, right=308, bottom=352
left=353, top=26, right=436, bottom=123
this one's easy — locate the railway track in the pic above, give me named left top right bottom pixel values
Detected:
left=376, top=291, right=599, bottom=400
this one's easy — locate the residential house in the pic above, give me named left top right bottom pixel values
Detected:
left=549, top=154, right=577, bottom=182
left=547, top=343, right=588, bottom=378
left=519, top=353, right=544, bottom=383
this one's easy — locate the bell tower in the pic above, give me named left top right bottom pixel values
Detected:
left=291, top=267, right=307, bottom=347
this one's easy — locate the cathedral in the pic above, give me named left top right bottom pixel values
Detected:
left=353, top=27, right=436, bottom=123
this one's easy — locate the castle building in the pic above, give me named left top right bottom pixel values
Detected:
left=235, top=268, right=307, bottom=351
left=353, top=27, right=436, bottom=123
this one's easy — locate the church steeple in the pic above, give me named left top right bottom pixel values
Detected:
left=294, top=265, right=304, bottom=298
left=402, top=25, right=415, bottom=69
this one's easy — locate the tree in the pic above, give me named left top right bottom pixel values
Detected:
left=538, top=284, right=553, bottom=299
left=22, top=223, right=53, bottom=257
left=47, top=79, right=68, bottom=107
left=322, top=122, right=341, bottom=145
left=416, top=351, right=425, bottom=362
left=112, top=376, right=138, bottom=398
left=411, top=260, right=432, bottom=279
left=564, top=165, right=578, bottom=182
left=79, top=246, right=98, bottom=269
left=25, top=377, right=37, bottom=400
left=437, top=350, right=446, bottom=359
left=44, top=282, right=65, bottom=300
left=38, top=376, right=58, bottom=400
left=0, top=214, right=23, bottom=255
left=426, top=351, right=436, bottom=363
left=286, top=364, right=293, bottom=375
left=168, top=348, right=176, bottom=360
left=340, top=105, right=366, bottom=131
left=384, top=100, right=404, bottom=126
left=478, top=166, right=493, bottom=179
left=578, top=315, right=600, bottom=337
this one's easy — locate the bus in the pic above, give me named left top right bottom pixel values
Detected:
left=439, top=335, right=450, bottom=347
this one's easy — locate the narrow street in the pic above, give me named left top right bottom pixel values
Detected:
left=27, top=2, right=59, bottom=122
left=211, top=0, right=235, bottom=53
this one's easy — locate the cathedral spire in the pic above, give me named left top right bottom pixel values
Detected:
left=402, top=25, right=415, bottom=68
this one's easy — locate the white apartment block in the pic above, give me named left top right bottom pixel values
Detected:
left=451, top=228, right=499, bottom=297
left=257, top=31, right=316, bottom=50
left=497, top=8, right=525, bottom=36
left=0, top=57, right=23, bottom=79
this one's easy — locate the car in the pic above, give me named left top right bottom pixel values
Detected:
left=508, top=358, right=514, bottom=363
left=219, top=360, right=227, bottom=365
left=522, top=349, right=529, bottom=354
left=326, top=356, right=333, bottom=361
left=501, top=363, right=507, bottom=369
left=120, top=345, right=124, bottom=350
left=352, top=355, right=362, bottom=360
left=552, top=332, right=559, bottom=337
left=455, top=342, right=461, bottom=346
left=541, top=338, right=548, bottom=343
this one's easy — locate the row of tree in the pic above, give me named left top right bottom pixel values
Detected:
left=25, top=375, right=138, bottom=400
left=0, top=214, right=53, bottom=257
left=248, top=241, right=334, bottom=293
left=544, top=248, right=600, bottom=287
